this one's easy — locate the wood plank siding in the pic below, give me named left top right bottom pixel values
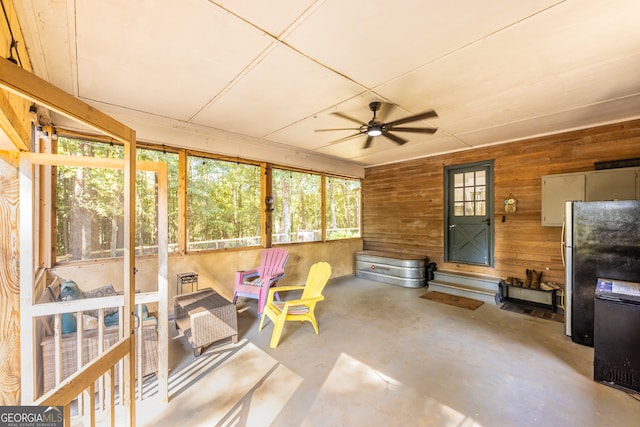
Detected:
left=363, top=119, right=640, bottom=286
left=0, top=152, right=20, bottom=405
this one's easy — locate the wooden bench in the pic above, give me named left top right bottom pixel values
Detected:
left=174, top=289, right=238, bottom=356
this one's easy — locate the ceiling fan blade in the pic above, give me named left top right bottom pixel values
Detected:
left=315, top=127, right=360, bottom=132
left=388, top=126, right=438, bottom=134
left=382, top=131, right=408, bottom=145
left=332, top=112, right=365, bottom=126
left=326, top=132, right=364, bottom=145
left=363, top=135, right=374, bottom=149
left=385, top=110, right=438, bottom=127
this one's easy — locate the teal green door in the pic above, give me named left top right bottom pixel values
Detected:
left=445, top=161, right=494, bottom=266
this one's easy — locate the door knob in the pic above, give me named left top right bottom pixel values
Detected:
left=449, top=224, right=456, bottom=230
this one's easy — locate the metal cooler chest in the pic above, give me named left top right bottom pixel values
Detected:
left=355, top=251, right=427, bottom=288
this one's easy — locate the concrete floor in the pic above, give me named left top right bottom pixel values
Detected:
left=130, top=275, right=640, bottom=426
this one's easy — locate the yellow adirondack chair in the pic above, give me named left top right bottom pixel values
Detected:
left=259, top=262, right=331, bottom=348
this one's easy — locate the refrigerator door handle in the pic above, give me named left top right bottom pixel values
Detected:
left=561, top=219, right=566, bottom=267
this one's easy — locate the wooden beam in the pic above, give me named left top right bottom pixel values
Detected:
left=156, top=163, right=169, bottom=401
left=178, top=150, right=187, bottom=254
left=262, top=163, right=272, bottom=248
left=321, top=175, right=326, bottom=241
left=0, top=60, right=131, bottom=143
left=122, top=134, right=136, bottom=425
left=20, top=152, right=159, bottom=171
left=0, top=89, right=30, bottom=150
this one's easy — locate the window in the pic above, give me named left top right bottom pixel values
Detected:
left=453, top=170, right=486, bottom=216
left=56, top=138, right=124, bottom=261
left=53, top=136, right=361, bottom=263
left=326, top=176, right=361, bottom=239
left=187, top=156, right=260, bottom=250
left=136, top=148, right=179, bottom=253
left=272, top=169, right=321, bottom=243
left=55, top=138, right=178, bottom=262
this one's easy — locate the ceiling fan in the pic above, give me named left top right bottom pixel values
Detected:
left=316, top=101, right=438, bottom=149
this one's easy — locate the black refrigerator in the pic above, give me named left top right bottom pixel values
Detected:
left=563, top=200, right=640, bottom=347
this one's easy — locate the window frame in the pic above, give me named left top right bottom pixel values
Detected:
left=48, top=133, right=362, bottom=265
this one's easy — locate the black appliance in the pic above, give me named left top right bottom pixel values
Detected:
left=594, top=278, right=640, bottom=392
left=563, top=200, right=640, bottom=346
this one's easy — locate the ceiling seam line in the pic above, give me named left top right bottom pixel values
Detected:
left=190, top=1, right=345, bottom=124
left=372, top=0, right=570, bottom=90
left=186, top=41, right=280, bottom=123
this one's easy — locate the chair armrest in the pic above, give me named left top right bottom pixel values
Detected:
left=265, top=285, right=304, bottom=304
left=281, top=296, right=324, bottom=306
left=262, top=270, right=286, bottom=285
left=235, top=269, right=259, bottom=284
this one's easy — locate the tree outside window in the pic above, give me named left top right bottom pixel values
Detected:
left=272, top=169, right=321, bottom=243
left=55, top=138, right=178, bottom=262
left=326, top=176, right=361, bottom=240
left=54, top=138, right=360, bottom=263
left=187, top=156, right=261, bottom=250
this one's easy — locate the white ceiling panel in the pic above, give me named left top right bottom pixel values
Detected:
left=13, top=0, right=640, bottom=169
left=75, top=0, right=273, bottom=120
left=283, top=0, right=564, bottom=88
left=192, top=44, right=364, bottom=136
left=457, top=93, right=640, bottom=147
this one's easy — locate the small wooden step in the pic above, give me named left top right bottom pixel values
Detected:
left=428, top=270, right=501, bottom=304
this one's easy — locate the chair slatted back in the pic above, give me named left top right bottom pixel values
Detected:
left=301, top=262, right=332, bottom=299
left=258, top=248, right=289, bottom=279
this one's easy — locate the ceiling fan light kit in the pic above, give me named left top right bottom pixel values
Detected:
left=316, top=101, right=438, bottom=149
left=367, top=126, right=382, bottom=137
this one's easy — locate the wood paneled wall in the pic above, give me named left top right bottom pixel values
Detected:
left=0, top=152, right=20, bottom=404
left=363, top=119, right=640, bottom=286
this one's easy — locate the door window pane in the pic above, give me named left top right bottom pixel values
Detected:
left=454, top=173, right=464, bottom=187
left=453, top=170, right=487, bottom=217
left=464, top=172, right=475, bottom=186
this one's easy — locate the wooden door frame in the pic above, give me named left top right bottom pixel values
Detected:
left=0, top=59, right=143, bottom=421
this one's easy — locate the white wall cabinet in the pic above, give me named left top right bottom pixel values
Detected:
left=586, top=168, right=637, bottom=201
left=541, top=173, right=586, bottom=226
left=541, top=167, right=639, bottom=226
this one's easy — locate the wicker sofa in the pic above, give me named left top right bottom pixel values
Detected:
left=41, top=319, right=158, bottom=393
left=39, top=280, right=158, bottom=393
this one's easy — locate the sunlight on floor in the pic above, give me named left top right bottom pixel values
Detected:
left=133, top=339, right=302, bottom=426
left=302, top=352, right=484, bottom=427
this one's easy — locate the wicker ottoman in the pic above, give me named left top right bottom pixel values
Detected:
left=174, top=288, right=238, bottom=356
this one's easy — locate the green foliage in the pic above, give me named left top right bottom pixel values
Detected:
left=187, top=156, right=260, bottom=249
left=55, top=138, right=360, bottom=261
left=273, top=169, right=322, bottom=242
left=56, top=138, right=179, bottom=261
